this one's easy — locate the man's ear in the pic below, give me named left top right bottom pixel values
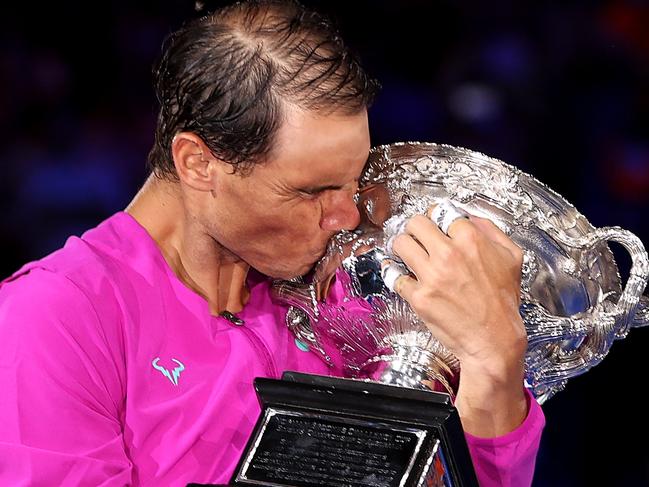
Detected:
left=171, top=132, right=219, bottom=191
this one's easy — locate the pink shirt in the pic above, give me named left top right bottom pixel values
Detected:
left=0, top=212, right=544, bottom=486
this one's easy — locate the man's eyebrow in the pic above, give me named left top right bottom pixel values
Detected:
left=301, top=184, right=344, bottom=193
left=301, top=177, right=360, bottom=193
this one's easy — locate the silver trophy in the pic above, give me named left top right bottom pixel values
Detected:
left=272, top=142, right=649, bottom=404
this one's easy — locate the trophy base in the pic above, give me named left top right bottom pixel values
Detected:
left=225, top=372, right=478, bottom=487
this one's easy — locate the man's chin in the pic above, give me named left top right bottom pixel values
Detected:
left=256, top=262, right=316, bottom=281
left=278, top=265, right=315, bottom=280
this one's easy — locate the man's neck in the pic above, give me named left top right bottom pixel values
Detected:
left=125, top=175, right=250, bottom=315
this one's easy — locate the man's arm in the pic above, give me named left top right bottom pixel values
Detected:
left=392, top=213, right=544, bottom=485
left=0, top=268, right=132, bottom=485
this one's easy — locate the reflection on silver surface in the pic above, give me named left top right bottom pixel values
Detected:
left=273, top=142, right=649, bottom=404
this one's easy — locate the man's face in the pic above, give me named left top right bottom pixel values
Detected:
left=207, top=108, right=371, bottom=279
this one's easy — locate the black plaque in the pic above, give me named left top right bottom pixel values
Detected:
left=229, top=372, right=478, bottom=487
left=239, top=409, right=425, bottom=486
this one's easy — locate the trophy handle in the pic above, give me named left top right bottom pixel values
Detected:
left=556, top=226, right=649, bottom=338
left=524, top=226, right=649, bottom=395
left=632, top=294, right=649, bottom=328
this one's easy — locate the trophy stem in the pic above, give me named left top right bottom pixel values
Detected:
left=362, top=345, right=457, bottom=401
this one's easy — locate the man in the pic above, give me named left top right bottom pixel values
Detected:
left=0, top=1, right=543, bottom=485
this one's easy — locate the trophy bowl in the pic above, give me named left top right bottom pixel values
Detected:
left=272, top=142, right=649, bottom=404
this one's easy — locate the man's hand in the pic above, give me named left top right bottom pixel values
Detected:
left=391, top=212, right=528, bottom=437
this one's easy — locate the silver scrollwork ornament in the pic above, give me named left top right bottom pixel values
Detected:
left=272, top=142, right=649, bottom=404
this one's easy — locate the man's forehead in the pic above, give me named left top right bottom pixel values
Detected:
left=263, top=108, right=370, bottom=184
left=274, top=108, right=369, bottom=152
left=279, top=144, right=368, bottom=185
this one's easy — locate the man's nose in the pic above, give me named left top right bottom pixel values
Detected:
left=319, top=189, right=361, bottom=232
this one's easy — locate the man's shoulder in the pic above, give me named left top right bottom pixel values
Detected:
left=0, top=266, right=97, bottom=324
left=1, top=212, right=157, bottom=319
left=7, top=211, right=155, bottom=283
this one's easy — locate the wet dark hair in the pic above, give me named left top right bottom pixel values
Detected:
left=148, top=0, right=380, bottom=179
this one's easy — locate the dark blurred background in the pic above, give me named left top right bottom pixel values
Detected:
left=2, top=1, right=648, bottom=485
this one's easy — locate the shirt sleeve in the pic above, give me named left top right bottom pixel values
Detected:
left=464, top=388, right=545, bottom=487
left=0, top=268, right=132, bottom=486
